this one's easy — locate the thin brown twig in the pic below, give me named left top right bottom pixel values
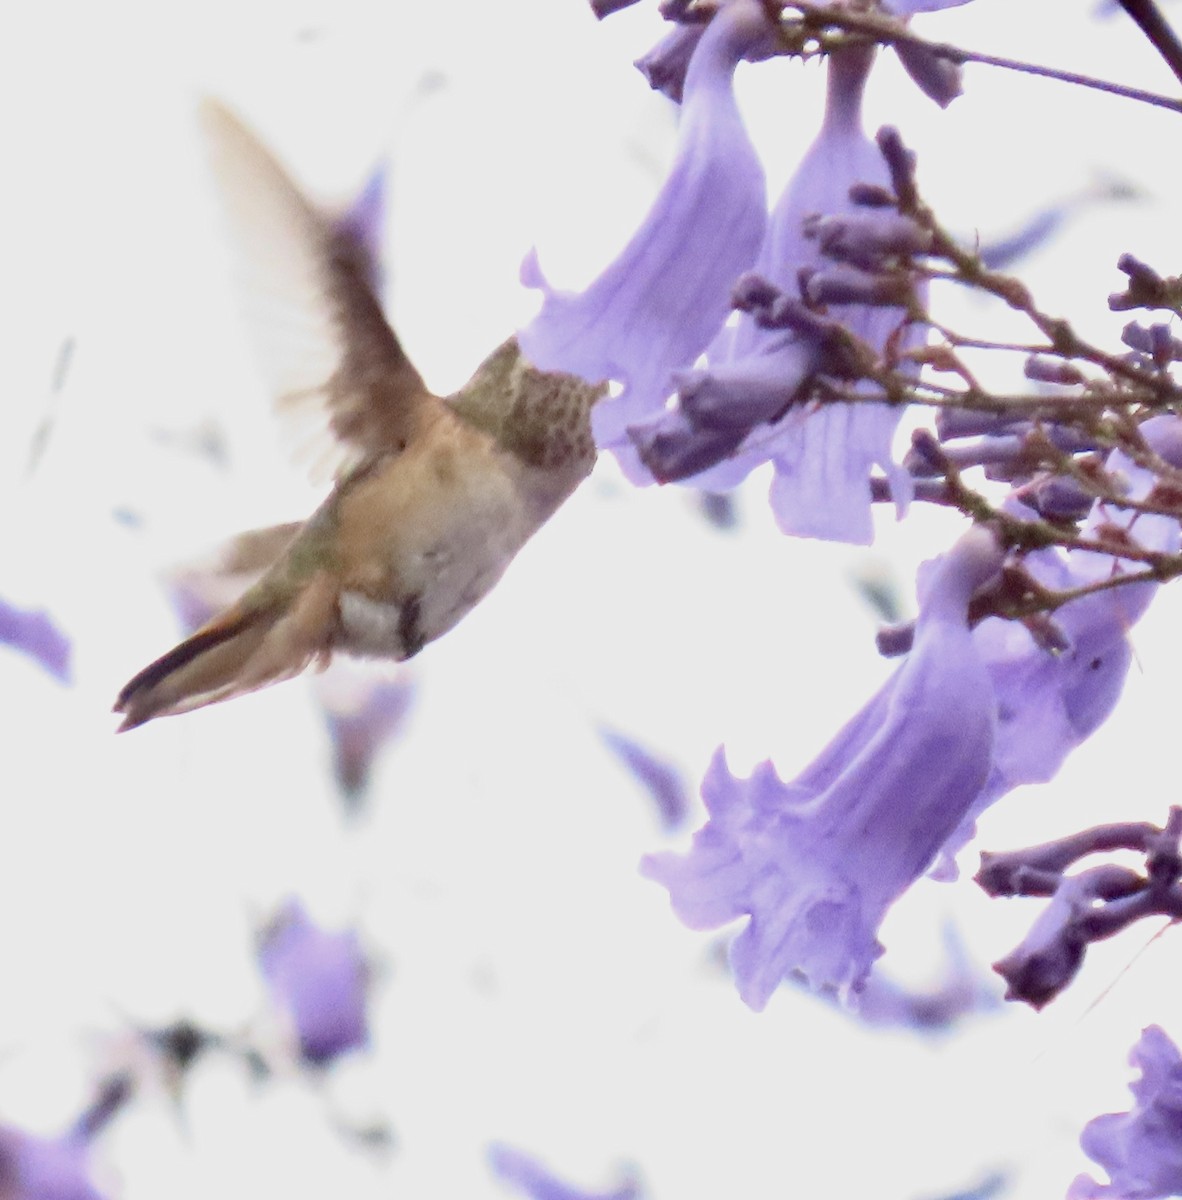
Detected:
left=769, top=1, right=1182, bottom=113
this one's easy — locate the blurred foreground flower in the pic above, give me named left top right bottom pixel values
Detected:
left=0, top=599, right=71, bottom=683
left=826, top=925, right=1000, bottom=1032
left=0, top=1132, right=104, bottom=1200
left=643, top=526, right=1002, bottom=1008
left=1069, top=1025, right=1182, bottom=1200
left=0, top=1077, right=127, bottom=1200
left=312, top=664, right=416, bottom=806
left=488, top=1143, right=639, bottom=1200
left=258, top=901, right=369, bottom=1066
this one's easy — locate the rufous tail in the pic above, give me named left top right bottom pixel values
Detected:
left=114, top=576, right=337, bottom=731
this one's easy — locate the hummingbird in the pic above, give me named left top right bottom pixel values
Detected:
left=114, top=102, right=604, bottom=731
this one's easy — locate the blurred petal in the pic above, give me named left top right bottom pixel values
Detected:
left=599, top=725, right=692, bottom=830
left=0, top=599, right=71, bottom=683
left=979, top=206, right=1067, bottom=271
left=643, top=527, right=1001, bottom=1008
left=518, top=0, right=769, bottom=463
left=258, top=900, right=369, bottom=1065
left=846, top=926, right=1000, bottom=1031
left=488, top=1144, right=638, bottom=1200
left=313, top=664, right=416, bottom=803
left=0, top=1129, right=106, bottom=1200
left=883, top=0, right=975, bottom=12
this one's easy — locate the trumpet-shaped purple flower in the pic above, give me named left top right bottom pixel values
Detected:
left=524, top=18, right=937, bottom=540
left=518, top=0, right=770, bottom=468
left=0, top=1132, right=105, bottom=1200
left=258, top=901, right=369, bottom=1065
left=650, top=47, right=920, bottom=543
left=1069, top=1025, right=1182, bottom=1200
left=932, top=416, right=1182, bottom=877
left=642, top=527, right=1002, bottom=1008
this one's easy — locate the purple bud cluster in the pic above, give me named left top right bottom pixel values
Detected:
left=1108, top=252, right=1182, bottom=313
left=979, top=810, right=1182, bottom=1008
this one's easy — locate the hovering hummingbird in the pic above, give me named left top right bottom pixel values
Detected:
left=114, top=102, right=604, bottom=731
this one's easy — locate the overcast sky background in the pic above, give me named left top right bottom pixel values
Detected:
left=2, top=1, right=1182, bottom=1197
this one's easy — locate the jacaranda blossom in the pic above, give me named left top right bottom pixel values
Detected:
left=487, top=1143, right=638, bottom=1200
left=1069, top=1025, right=1182, bottom=1200
left=677, top=45, right=920, bottom=544
left=0, top=1077, right=127, bottom=1200
left=258, top=900, right=369, bottom=1065
left=0, top=1131, right=106, bottom=1200
left=932, top=416, right=1182, bottom=877
left=518, top=0, right=770, bottom=471
left=642, top=526, right=1002, bottom=1009
left=520, top=3, right=991, bottom=539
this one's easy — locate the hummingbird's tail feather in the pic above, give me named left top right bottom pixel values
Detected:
left=114, top=575, right=339, bottom=731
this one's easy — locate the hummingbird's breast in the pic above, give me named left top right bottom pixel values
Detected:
left=329, top=408, right=589, bottom=661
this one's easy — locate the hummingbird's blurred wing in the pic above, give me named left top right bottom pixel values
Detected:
left=199, top=100, right=436, bottom=483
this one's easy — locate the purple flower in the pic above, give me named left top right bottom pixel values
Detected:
left=932, top=416, right=1182, bottom=877
left=0, top=599, right=71, bottom=683
left=258, top=901, right=369, bottom=1065
left=524, top=24, right=932, bottom=541
left=642, top=527, right=1002, bottom=1008
left=0, top=1078, right=127, bottom=1200
left=487, top=1144, right=638, bottom=1200
left=518, top=0, right=770, bottom=470
left=0, top=1133, right=106, bottom=1200
left=1069, top=1025, right=1182, bottom=1200
left=312, top=665, right=416, bottom=803
left=658, top=47, right=920, bottom=543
